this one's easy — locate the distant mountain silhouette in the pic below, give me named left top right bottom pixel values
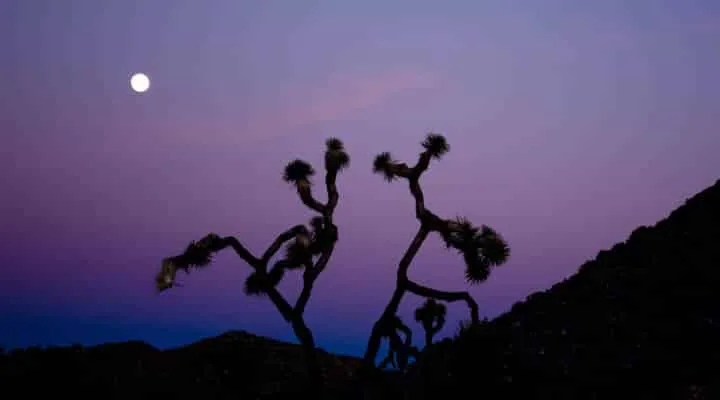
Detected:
left=0, top=331, right=364, bottom=399
left=3, top=179, right=719, bottom=399
left=409, top=179, right=720, bottom=399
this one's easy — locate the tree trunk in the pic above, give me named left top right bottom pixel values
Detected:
left=424, top=330, right=433, bottom=348
left=291, top=318, right=322, bottom=396
left=363, top=227, right=429, bottom=367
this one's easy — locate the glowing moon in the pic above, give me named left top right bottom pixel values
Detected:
left=130, top=73, right=150, bottom=93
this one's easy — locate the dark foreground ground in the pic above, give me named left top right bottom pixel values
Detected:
left=3, top=179, right=720, bottom=399
left=0, top=330, right=370, bottom=399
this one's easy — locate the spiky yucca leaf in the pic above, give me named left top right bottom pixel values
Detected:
left=327, top=151, right=350, bottom=171
left=156, top=257, right=181, bottom=292
left=464, top=265, right=490, bottom=284
left=326, top=137, right=344, bottom=151
left=478, top=225, right=510, bottom=266
left=415, top=298, right=448, bottom=331
left=441, top=217, right=479, bottom=251
left=463, top=250, right=491, bottom=284
left=421, top=133, right=450, bottom=159
left=443, top=220, right=510, bottom=276
left=324, top=137, right=350, bottom=171
left=195, top=233, right=224, bottom=252
left=283, top=159, right=315, bottom=184
left=180, top=241, right=214, bottom=268
left=155, top=235, right=224, bottom=292
left=244, top=272, right=268, bottom=296
left=373, top=152, right=398, bottom=182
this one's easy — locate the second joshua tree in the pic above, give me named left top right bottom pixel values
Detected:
left=155, top=138, right=349, bottom=394
left=415, top=298, right=447, bottom=348
left=364, top=133, right=511, bottom=370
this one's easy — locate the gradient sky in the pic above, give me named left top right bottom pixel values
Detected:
left=1, top=0, right=719, bottom=357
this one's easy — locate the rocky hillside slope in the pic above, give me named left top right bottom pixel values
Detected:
left=410, top=179, right=720, bottom=399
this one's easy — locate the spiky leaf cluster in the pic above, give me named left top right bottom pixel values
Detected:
left=441, top=218, right=510, bottom=284
left=421, top=133, right=450, bottom=159
left=414, top=298, right=447, bottom=331
left=155, top=233, right=223, bottom=292
left=324, top=137, right=350, bottom=172
left=244, top=271, right=268, bottom=296
left=476, top=226, right=511, bottom=265
left=243, top=263, right=287, bottom=297
left=156, top=258, right=180, bottom=292
left=373, top=152, right=399, bottom=182
left=283, top=159, right=315, bottom=184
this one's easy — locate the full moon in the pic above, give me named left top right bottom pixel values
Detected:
left=130, top=73, right=150, bottom=93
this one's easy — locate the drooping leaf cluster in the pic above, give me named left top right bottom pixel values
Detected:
left=440, top=218, right=510, bottom=284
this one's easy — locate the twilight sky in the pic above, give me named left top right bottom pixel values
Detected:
left=1, top=0, right=719, bottom=357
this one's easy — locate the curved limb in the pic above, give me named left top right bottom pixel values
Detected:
left=406, top=280, right=479, bottom=324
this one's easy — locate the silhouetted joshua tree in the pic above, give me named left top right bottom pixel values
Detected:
left=415, top=298, right=447, bottom=348
left=363, top=133, right=511, bottom=371
left=154, top=138, right=349, bottom=394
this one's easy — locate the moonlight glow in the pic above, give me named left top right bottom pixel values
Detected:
left=130, top=73, right=150, bottom=93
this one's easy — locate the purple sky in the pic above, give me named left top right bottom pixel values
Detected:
left=1, top=0, right=719, bottom=356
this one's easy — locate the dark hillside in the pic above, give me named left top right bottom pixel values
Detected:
left=411, top=179, right=720, bottom=399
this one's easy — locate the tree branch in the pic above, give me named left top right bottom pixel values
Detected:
left=392, top=163, right=413, bottom=179
left=292, top=159, right=343, bottom=315
left=396, top=151, right=442, bottom=225
left=197, top=234, right=297, bottom=320
left=363, top=226, right=427, bottom=366
left=217, top=236, right=260, bottom=267
left=226, top=237, right=299, bottom=318
left=294, top=268, right=319, bottom=316
left=325, top=169, right=340, bottom=217
left=394, top=317, right=412, bottom=342
left=406, top=280, right=479, bottom=324
left=295, top=182, right=326, bottom=214
left=397, top=226, right=431, bottom=281
left=263, top=284, right=295, bottom=321
left=259, top=225, right=308, bottom=266
left=410, top=151, right=432, bottom=179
